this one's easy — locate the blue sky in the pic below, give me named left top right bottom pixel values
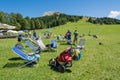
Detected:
left=0, top=0, right=120, bottom=19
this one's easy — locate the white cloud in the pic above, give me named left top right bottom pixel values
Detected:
left=107, top=11, right=120, bottom=18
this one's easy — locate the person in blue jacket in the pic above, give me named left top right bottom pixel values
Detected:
left=33, top=30, right=37, bottom=39
left=67, top=30, right=72, bottom=41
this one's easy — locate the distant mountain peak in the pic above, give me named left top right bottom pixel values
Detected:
left=42, top=11, right=63, bottom=16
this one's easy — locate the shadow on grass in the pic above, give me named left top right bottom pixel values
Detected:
left=8, top=57, right=23, bottom=61
left=49, top=65, right=72, bottom=73
left=3, top=62, right=37, bottom=68
left=57, top=40, right=66, bottom=43
left=60, top=42, right=74, bottom=46
left=118, top=42, right=120, bottom=44
left=43, top=49, right=57, bottom=52
left=66, top=69, right=72, bottom=73
left=60, top=43, right=69, bottom=45
left=3, top=62, right=24, bottom=68
left=6, top=57, right=38, bottom=68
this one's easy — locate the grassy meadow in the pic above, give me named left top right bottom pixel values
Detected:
left=0, top=21, right=120, bottom=80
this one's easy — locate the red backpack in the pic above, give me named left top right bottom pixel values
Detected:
left=57, top=48, right=72, bottom=62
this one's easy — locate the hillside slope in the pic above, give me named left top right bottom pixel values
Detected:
left=0, top=21, right=120, bottom=80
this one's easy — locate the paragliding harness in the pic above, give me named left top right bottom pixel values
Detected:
left=72, top=47, right=82, bottom=60
left=49, top=47, right=74, bottom=73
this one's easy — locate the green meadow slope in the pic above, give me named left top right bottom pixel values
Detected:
left=0, top=21, right=120, bottom=80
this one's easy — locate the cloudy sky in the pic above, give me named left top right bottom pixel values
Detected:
left=0, top=0, right=120, bottom=19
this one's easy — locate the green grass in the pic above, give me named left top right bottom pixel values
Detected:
left=0, top=21, right=120, bottom=80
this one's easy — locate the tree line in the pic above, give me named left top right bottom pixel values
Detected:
left=0, top=11, right=83, bottom=30
left=87, top=17, right=120, bottom=25
left=1, top=11, right=120, bottom=30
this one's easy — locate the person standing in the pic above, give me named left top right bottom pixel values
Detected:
left=33, top=30, right=37, bottom=39
left=18, top=34, right=22, bottom=42
left=73, top=30, right=78, bottom=45
left=65, top=30, right=72, bottom=44
left=67, top=30, right=72, bottom=41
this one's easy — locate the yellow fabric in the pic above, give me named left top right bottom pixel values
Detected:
left=74, top=49, right=80, bottom=57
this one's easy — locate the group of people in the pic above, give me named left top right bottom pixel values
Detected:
left=18, top=29, right=79, bottom=45
left=65, top=29, right=79, bottom=45
left=18, top=30, right=56, bottom=51
left=18, top=30, right=37, bottom=42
